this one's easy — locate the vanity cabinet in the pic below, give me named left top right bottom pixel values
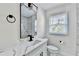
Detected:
left=25, top=41, right=47, bottom=56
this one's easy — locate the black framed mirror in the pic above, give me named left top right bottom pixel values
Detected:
left=20, top=3, right=37, bottom=39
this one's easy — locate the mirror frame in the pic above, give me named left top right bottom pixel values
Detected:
left=20, top=3, right=38, bottom=39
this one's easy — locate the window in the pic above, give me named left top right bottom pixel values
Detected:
left=49, top=13, right=68, bottom=35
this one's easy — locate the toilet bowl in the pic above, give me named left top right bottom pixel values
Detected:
left=47, top=45, right=59, bottom=56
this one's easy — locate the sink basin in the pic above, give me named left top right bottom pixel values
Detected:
left=32, top=40, right=41, bottom=46
left=27, top=40, right=41, bottom=47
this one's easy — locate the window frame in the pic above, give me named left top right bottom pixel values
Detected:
left=48, top=12, right=69, bottom=35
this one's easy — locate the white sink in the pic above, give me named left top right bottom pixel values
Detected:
left=25, top=40, right=41, bottom=52
left=30, top=40, right=41, bottom=46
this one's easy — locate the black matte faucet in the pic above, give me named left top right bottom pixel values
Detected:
left=27, top=35, right=34, bottom=41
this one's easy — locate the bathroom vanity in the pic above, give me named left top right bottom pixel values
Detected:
left=0, top=38, right=48, bottom=56
left=24, top=38, right=48, bottom=56
left=15, top=38, right=48, bottom=56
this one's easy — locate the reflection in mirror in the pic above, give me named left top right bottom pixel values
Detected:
left=20, top=3, right=37, bottom=39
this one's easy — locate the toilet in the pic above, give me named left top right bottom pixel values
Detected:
left=47, top=45, right=59, bottom=56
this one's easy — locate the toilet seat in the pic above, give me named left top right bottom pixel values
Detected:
left=47, top=45, right=58, bottom=50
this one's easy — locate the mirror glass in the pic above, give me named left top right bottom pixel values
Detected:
left=20, top=3, right=37, bottom=39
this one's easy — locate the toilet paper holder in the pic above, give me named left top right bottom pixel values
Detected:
left=59, top=40, right=64, bottom=44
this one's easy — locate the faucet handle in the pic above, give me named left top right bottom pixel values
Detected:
left=27, top=35, right=34, bottom=38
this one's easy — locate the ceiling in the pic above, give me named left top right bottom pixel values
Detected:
left=35, top=3, right=64, bottom=10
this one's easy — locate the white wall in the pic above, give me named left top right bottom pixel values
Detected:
left=45, top=4, right=77, bottom=55
left=76, top=4, right=79, bottom=55
left=37, top=6, right=45, bottom=38
left=0, top=3, right=20, bottom=50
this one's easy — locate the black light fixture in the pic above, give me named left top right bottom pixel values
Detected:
left=28, top=3, right=38, bottom=10
left=28, top=3, right=32, bottom=7
left=21, top=3, right=38, bottom=10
